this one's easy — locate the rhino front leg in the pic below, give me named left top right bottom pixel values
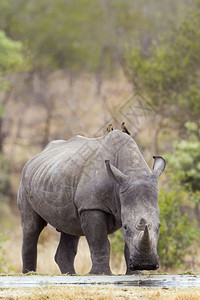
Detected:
left=80, top=210, right=111, bottom=275
left=55, top=233, right=79, bottom=274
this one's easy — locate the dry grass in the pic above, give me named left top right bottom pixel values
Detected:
left=0, top=286, right=200, bottom=300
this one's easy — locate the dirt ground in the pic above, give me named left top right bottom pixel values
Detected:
left=0, top=286, right=200, bottom=300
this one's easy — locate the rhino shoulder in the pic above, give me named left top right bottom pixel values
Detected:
left=43, top=139, right=67, bottom=151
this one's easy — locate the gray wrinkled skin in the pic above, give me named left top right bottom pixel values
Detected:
left=18, top=130, right=165, bottom=274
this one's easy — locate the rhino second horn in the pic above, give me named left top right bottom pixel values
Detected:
left=138, top=224, right=152, bottom=253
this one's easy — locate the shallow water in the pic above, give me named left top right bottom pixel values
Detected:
left=0, top=275, right=200, bottom=289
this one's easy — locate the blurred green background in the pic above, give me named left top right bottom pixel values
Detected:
left=0, top=0, right=200, bottom=274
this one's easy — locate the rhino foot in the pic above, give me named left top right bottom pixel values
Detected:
left=89, top=266, right=112, bottom=275
left=125, top=269, right=143, bottom=275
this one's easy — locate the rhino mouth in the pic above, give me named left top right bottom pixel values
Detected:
left=129, top=253, right=159, bottom=271
left=129, top=262, right=159, bottom=271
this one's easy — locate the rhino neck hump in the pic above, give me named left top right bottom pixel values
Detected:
left=105, top=130, right=151, bottom=175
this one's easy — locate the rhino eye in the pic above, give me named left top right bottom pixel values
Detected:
left=156, top=222, right=161, bottom=233
left=123, top=225, right=128, bottom=231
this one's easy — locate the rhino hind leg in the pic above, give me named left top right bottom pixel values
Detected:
left=55, top=232, right=79, bottom=274
left=20, top=201, right=47, bottom=273
left=80, top=210, right=111, bottom=275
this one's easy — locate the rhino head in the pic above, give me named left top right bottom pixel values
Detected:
left=105, top=156, right=165, bottom=271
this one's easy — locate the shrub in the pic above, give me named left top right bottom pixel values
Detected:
left=158, top=188, right=199, bottom=269
left=166, top=122, right=200, bottom=195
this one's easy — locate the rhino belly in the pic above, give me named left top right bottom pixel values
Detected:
left=27, top=188, right=83, bottom=236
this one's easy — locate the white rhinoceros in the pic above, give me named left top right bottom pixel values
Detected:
left=18, top=129, right=165, bottom=274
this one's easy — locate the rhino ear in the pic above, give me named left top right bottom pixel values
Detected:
left=152, top=156, right=166, bottom=178
left=105, top=160, right=127, bottom=184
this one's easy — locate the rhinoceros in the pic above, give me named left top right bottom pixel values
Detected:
left=18, top=129, right=165, bottom=274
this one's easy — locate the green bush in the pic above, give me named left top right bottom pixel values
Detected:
left=110, top=228, right=124, bottom=256
left=124, top=0, right=200, bottom=125
left=158, top=188, right=198, bottom=269
left=166, top=122, right=200, bottom=195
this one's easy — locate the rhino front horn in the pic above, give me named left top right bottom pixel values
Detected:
left=138, top=224, right=152, bottom=253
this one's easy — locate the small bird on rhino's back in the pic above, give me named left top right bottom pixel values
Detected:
left=107, top=123, right=113, bottom=133
left=121, top=122, right=130, bottom=135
